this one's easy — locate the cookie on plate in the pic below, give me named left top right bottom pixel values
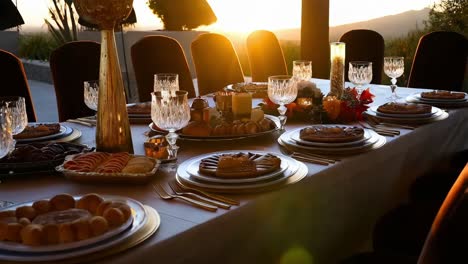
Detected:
left=299, top=126, right=364, bottom=143
left=420, top=90, right=466, bottom=100
left=377, top=102, right=432, bottom=115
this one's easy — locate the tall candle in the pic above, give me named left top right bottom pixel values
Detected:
left=231, top=92, right=252, bottom=120
left=329, top=42, right=345, bottom=98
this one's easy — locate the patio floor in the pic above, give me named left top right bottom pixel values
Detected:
left=29, top=80, right=58, bottom=122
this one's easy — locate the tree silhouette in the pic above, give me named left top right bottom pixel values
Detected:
left=147, top=0, right=217, bottom=30
left=425, top=0, right=467, bottom=37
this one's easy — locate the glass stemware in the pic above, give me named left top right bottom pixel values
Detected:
left=0, top=96, right=28, bottom=136
left=0, top=106, right=14, bottom=159
left=348, top=61, right=373, bottom=97
left=84, top=80, right=99, bottom=112
left=384, top=57, right=405, bottom=101
left=151, top=90, right=190, bottom=160
left=292, top=60, right=312, bottom=81
left=154, top=73, right=179, bottom=97
left=268, top=75, right=298, bottom=130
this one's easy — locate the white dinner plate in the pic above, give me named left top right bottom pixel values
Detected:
left=186, top=151, right=289, bottom=184
left=289, top=125, right=372, bottom=147
left=370, top=105, right=437, bottom=118
left=15, top=124, right=73, bottom=143
left=177, top=151, right=300, bottom=191
left=0, top=195, right=148, bottom=261
left=415, top=92, right=468, bottom=102
left=406, top=93, right=468, bottom=108
left=365, top=106, right=447, bottom=124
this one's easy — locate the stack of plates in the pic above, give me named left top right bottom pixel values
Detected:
left=0, top=195, right=160, bottom=262
left=176, top=150, right=308, bottom=193
left=278, top=125, right=386, bottom=156
left=366, top=105, right=448, bottom=124
left=15, top=124, right=78, bottom=144
left=406, top=91, right=468, bottom=108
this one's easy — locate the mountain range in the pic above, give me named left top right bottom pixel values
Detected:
left=274, top=8, right=430, bottom=41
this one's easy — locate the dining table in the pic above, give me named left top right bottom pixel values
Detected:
left=1, top=79, right=467, bottom=264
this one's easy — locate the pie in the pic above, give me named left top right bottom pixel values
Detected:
left=420, top=90, right=466, bottom=100
left=299, top=126, right=364, bottom=143
left=127, top=102, right=151, bottom=115
left=199, top=152, right=282, bottom=178
left=377, top=102, right=432, bottom=115
left=14, top=123, right=61, bottom=140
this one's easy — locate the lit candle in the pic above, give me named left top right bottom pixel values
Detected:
left=231, top=92, right=252, bottom=120
left=329, top=42, right=346, bottom=98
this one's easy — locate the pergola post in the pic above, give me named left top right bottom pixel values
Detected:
left=301, top=0, right=330, bottom=79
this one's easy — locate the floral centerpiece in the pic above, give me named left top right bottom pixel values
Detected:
left=260, top=81, right=374, bottom=124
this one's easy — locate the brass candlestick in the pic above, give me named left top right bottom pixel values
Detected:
left=74, top=0, right=134, bottom=153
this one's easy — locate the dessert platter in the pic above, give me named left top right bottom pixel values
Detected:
left=224, top=82, right=268, bottom=98
left=366, top=102, right=448, bottom=124
left=278, top=125, right=386, bottom=155
left=0, top=193, right=160, bottom=262
left=14, top=123, right=77, bottom=143
left=57, top=152, right=161, bottom=184
left=176, top=150, right=308, bottom=193
left=406, top=90, right=468, bottom=108
left=0, top=142, right=92, bottom=177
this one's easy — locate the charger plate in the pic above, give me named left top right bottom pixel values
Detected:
left=0, top=195, right=156, bottom=262
left=289, top=126, right=372, bottom=147
left=370, top=105, right=438, bottom=118
left=406, top=93, right=468, bottom=108
left=364, top=106, right=448, bottom=124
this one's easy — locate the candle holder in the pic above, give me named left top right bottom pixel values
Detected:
left=74, top=0, right=134, bottom=153
left=329, top=42, right=346, bottom=98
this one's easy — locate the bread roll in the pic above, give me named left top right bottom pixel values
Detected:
left=50, top=194, right=76, bottom=211
left=43, top=224, right=60, bottom=244
left=182, top=121, right=211, bottom=136
left=76, top=193, right=104, bottom=214
left=96, top=201, right=113, bottom=216
left=58, top=223, right=75, bottom=243
left=0, top=210, right=15, bottom=218
left=103, top=208, right=125, bottom=227
left=32, top=200, right=51, bottom=215
left=5, top=223, right=23, bottom=242
left=18, top=217, right=31, bottom=226
left=89, top=216, right=109, bottom=236
left=0, top=222, right=7, bottom=241
left=15, top=206, right=37, bottom=221
left=71, top=218, right=91, bottom=241
left=20, top=224, right=43, bottom=246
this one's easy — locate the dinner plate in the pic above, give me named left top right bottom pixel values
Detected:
left=364, top=106, right=448, bottom=124
left=370, top=105, right=437, bottom=118
left=279, top=129, right=385, bottom=154
left=406, top=93, right=468, bottom=108
left=415, top=92, right=468, bottom=102
left=149, top=115, right=280, bottom=141
left=177, top=151, right=301, bottom=191
left=15, top=125, right=73, bottom=143
left=290, top=125, right=371, bottom=147
left=0, top=195, right=149, bottom=262
left=185, top=151, right=289, bottom=184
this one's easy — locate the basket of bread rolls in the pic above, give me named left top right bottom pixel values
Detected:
left=56, top=152, right=160, bottom=184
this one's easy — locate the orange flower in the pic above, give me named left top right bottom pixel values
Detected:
left=322, top=96, right=341, bottom=120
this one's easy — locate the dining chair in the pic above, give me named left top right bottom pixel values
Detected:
left=49, top=41, right=100, bottom=122
left=131, top=35, right=196, bottom=101
left=339, top=29, right=384, bottom=84
left=246, top=30, right=288, bottom=82
left=191, top=33, right=244, bottom=95
left=0, top=49, right=37, bottom=122
left=407, top=31, right=467, bottom=91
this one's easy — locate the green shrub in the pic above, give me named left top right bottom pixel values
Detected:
left=18, top=33, right=59, bottom=61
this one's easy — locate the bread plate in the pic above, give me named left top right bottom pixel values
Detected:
left=56, top=154, right=160, bottom=184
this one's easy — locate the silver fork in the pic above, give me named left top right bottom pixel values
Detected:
left=152, top=184, right=217, bottom=212
left=173, top=180, right=240, bottom=205
left=358, top=121, right=398, bottom=137
left=168, top=181, right=231, bottom=209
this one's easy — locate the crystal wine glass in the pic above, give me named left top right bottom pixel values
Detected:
left=84, top=80, right=99, bottom=112
left=348, top=61, right=372, bottom=97
left=384, top=57, right=405, bottom=101
left=0, top=106, right=14, bottom=159
left=154, top=73, right=179, bottom=97
left=268, top=75, right=298, bottom=130
left=0, top=96, right=27, bottom=136
left=292, top=60, right=312, bottom=81
left=151, top=90, right=190, bottom=160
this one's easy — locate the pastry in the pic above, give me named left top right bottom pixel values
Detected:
left=63, top=152, right=110, bottom=172
left=32, top=200, right=51, bottom=215
left=58, top=222, right=75, bottom=243
left=95, top=153, right=131, bottom=173
left=5, top=223, right=23, bottom=242
left=76, top=194, right=104, bottom=214
left=377, top=102, right=432, bottom=115
left=421, top=90, right=466, bottom=100
left=126, top=102, right=151, bottom=115
left=122, top=157, right=155, bottom=173
left=20, top=224, right=43, bottom=246
left=71, top=218, right=91, bottom=241
left=15, top=206, right=37, bottom=221
left=50, top=194, right=76, bottom=211
left=95, top=201, right=113, bottom=217
left=89, top=216, right=109, bottom=236
left=299, top=126, right=365, bottom=143
left=13, top=123, right=61, bottom=140
left=1, top=142, right=89, bottom=164
left=18, top=218, right=31, bottom=226
left=182, top=121, right=212, bottom=137
left=43, top=224, right=60, bottom=244
left=103, top=208, right=125, bottom=228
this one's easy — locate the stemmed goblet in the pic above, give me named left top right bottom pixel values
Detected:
left=0, top=96, right=28, bottom=150
left=384, top=57, right=405, bottom=101
left=268, top=75, right=298, bottom=130
left=0, top=106, right=14, bottom=159
left=84, top=80, right=99, bottom=112
left=292, top=60, right=312, bottom=81
left=348, top=61, right=373, bottom=97
left=151, top=90, right=190, bottom=160
left=154, top=73, right=179, bottom=97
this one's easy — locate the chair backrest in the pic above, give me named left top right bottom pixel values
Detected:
left=339, top=29, right=384, bottom=84
left=0, top=49, right=37, bottom=122
left=417, top=162, right=468, bottom=264
left=49, top=41, right=100, bottom=122
left=191, top=33, right=244, bottom=95
left=408, top=31, right=468, bottom=91
left=131, top=35, right=196, bottom=101
left=246, top=30, right=288, bottom=82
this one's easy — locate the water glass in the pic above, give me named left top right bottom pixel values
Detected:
left=348, top=61, right=373, bottom=97
left=0, top=106, right=14, bottom=159
left=0, top=96, right=27, bottom=135
left=154, top=73, right=179, bottom=97
left=84, top=80, right=99, bottom=111
left=292, top=60, right=312, bottom=81
left=151, top=90, right=190, bottom=160
left=384, top=57, right=405, bottom=100
left=268, top=75, right=298, bottom=130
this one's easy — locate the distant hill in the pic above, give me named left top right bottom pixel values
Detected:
left=274, top=8, right=430, bottom=42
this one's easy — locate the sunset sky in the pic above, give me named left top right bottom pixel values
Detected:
left=16, top=0, right=439, bottom=32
